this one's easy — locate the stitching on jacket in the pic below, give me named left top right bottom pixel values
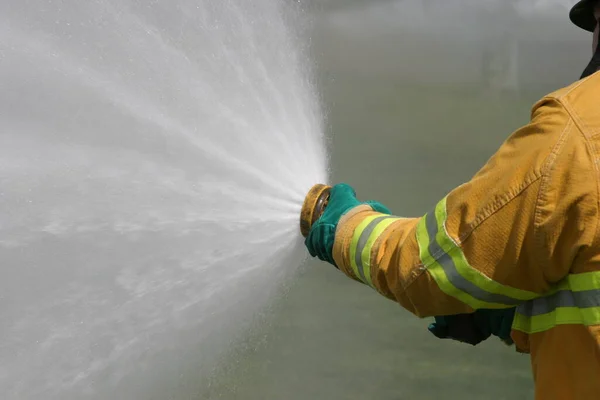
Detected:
left=552, top=76, right=591, bottom=100
left=405, top=169, right=544, bottom=289
left=456, top=173, right=542, bottom=246
left=585, top=139, right=600, bottom=268
left=576, top=107, right=599, bottom=138
left=565, top=100, right=599, bottom=138
left=554, top=95, right=600, bottom=267
left=377, top=219, right=429, bottom=293
left=401, top=175, right=542, bottom=304
left=556, top=86, right=600, bottom=138
left=534, top=117, right=573, bottom=223
left=397, top=254, right=429, bottom=297
left=456, top=100, right=572, bottom=245
left=533, top=118, right=573, bottom=267
left=407, top=173, right=542, bottom=276
left=402, top=98, right=579, bottom=297
left=591, top=143, right=600, bottom=267
left=371, top=219, right=400, bottom=291
left=573, top=121, right=600, bottom=269
left=400, top=219, right=430, bottom=291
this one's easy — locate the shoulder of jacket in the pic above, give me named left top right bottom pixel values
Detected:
left=534, top=72, right=600, bottom=138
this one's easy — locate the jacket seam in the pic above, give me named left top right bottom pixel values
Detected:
left=533, top=118, right=573, bottom=255
left=550, top=76, right=591, bottom=102
left=451, top=100, right=573, bottom=247
left=402, top=174, right=542, bottom=295
left=402, top=98, right=581, bottom=297
left=380, top=217, right=428, bottom=294
left=370, top=219, right=398, bottom=290
left=552, top=98, right=600, bottom=260
left=593, top=152, right=600, bottom=268
left=456, top=173, right=542, bottom=245
left=555, top=91, right=600, bottom=138
left=574, top=122, right=600, bottom=268
left=569, top=103, right=600, bottom=138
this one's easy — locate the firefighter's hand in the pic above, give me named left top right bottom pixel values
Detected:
left=304, top=183, right=390, bottom=267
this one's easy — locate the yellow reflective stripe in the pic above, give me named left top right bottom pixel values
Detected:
left=513, top=272, right=600, bottom=334
left=568, top=271, right=600, bottom=291
left=417, top=215, right=497, bottom=309
left=513, top=306, right=600, bottom=334
left=550, top=273, right=600, bottom=293
left=360, top=218, right=398, bottom=287
left=349, top=215, right=382, bottom=284
left=416, top=197, right=538, bottom=310
left=416, top=216, right=436, bottom=266
left=433, top=198, right=538, bottom=302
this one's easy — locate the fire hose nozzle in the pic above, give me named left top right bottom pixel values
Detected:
left=300, top=184, right=331, bottom=238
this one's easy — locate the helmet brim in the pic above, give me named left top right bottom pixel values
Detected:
left=570, top=0, right=597, bottom=32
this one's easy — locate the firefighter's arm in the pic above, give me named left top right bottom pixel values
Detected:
left=331, top=97, right=597, bottom=318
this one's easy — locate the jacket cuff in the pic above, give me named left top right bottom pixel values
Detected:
left=332, top=205, right=380, bottom=282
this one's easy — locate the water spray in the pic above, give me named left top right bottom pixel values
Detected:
left=300, top=184, right=331, bottom=237
left=1, top=0, right=329, bottom=396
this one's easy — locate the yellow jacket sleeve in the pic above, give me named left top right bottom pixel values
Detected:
left=332, top=96, right=598, bottom=318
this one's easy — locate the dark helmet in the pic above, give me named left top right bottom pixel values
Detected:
left=570, top=0, right=598, bottom=32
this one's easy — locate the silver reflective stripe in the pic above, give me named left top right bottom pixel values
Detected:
left=354, top=216, right=394, bottom=282
left=516, top=289, right=600, bottom=317
left=425, top=210, right=522, bottom=306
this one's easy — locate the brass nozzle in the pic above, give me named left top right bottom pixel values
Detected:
left=300, top=184, right=331, bottom=237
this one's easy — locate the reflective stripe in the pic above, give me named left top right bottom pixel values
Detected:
left=350, top=215, right=398, bottom=286
left=350, top=216, right=383, bottom=284
left=518, top=290, right=600, bottom=316
left=513, top=272, right=600, bottom=334
left=360, top=218, right=398, bottom=287
left=416, top=196, right=538, bottom=309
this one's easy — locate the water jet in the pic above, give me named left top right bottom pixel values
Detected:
left=0, top=0, right=327, bottom=398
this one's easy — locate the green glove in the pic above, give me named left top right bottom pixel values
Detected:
left=304, top=183, right=390, bottom=268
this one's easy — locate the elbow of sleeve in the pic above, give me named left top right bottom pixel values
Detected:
left=332, top=207, right=475, bottom=317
